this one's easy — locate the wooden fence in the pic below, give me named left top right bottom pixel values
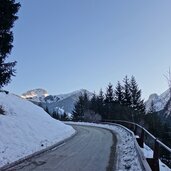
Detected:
left=102, top=120, right=171, bottom=171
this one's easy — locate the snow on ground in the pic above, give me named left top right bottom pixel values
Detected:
left=0, top=92, right=75, bottom=167
left=142, top=144, right=171, bottom=171
left=67, top=122, right=143, bottom=171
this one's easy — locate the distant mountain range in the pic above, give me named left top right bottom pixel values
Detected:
left=21, top=89, right=48, bottom=102
left=21, top=88, right=93, bottom=115
left=21, top=88, right=171, bottom=119
left=145, top=88, right=171, bottom=121
left=145, top=89, right=170, bottom=112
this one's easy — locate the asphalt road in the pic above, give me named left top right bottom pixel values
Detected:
left=7, top=125, right=116, bottom=171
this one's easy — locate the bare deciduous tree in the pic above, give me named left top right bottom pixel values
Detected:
left=164, top=68, right=171, bottom=98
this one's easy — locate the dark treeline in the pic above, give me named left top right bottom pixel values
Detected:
left=72, top=75, right=145, bottom=124
left=71, top=76, right=171, bottom=150
left=145, top=99, right=171, bottom=148
left=145, top=100, right=171, bottom=166
left=40, top=105, right=69, bottom=121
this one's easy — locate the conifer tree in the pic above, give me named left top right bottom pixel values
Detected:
left=105, top=83, right=114, bottom=104
left=55, top=112, right=60, bottom=120
left=98, top=89, right=104, bottom=102
left=129, top=76, right=145, bottom=113
left=122, top=76, right=132, bottom=106
left=97, top=89, right=104, bottom=116
left=0, top=0, right=20, bottom=88
left=114, top=81, right=123, bottom=104
left=127, top=76, right=145, bottom=123
left=90, top=93, right=98, bottom=113
left=61, top=112, right=68, bottom=121
left=82, top=91, right=89, bottom=112
left=52, top=110, right=59, bottom=119
left=45, top=106, right=50, bottom=115
left=104, top=83, right=114, bottom=119
left=72, top=94, right=84, bottom=121
left=52, top=110, right=56, bottom=118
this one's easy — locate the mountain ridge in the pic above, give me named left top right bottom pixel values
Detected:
left=145, top=89, right=170, bottom=112
left=21, top=88, right=93, bottom=115
left=22, top=88, right=171, bottom=118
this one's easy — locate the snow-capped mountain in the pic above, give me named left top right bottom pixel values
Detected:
left=21, top=89, right=93, bottom=115
left=21, top=88, right=48, bottom=102
left=145, top=89, right=170, bottom=112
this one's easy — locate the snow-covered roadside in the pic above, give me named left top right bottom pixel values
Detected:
left=66, top=122, right=143, bottom=171
left=142, top=144, right=171, bottom=171
left=0, top=93, right=75, bottom=167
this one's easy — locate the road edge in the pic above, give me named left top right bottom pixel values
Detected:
left=102, top=122, right=152, bottom=171
left=66, top=122, right=152, bottom=171
left=106, top=130, right=117, bottom=171
left=67, top=123, right=117, bottom=171
left=0, top=128, right=77, bottom=171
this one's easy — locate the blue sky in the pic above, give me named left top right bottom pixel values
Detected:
left=6, top=0, right=171, bottom=99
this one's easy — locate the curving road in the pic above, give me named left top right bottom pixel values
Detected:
left=6, top=125, right=116, bottom=171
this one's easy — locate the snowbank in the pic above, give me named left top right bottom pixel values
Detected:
left=143, top=144, right=171, bottom=171
left=67, top=122, right=171, bottom=171
left=0, top=93, right=75, bottom=167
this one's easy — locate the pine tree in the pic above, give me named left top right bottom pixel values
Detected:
left=97, top=89, right=105, bottom=116
left=129, top=76, right=145, bottom=114
left=61, top=112, right=68, bottom=121
left=52, top=110, right=57, bottom=119
left=55, top=112, right=60, bottom=120
left=82, top=91, right=89, bottom=112
left=45, top=106, right=50, bottom=115
left=114, top=81, right=123, bottom=104
left=122, top=76, right=132, bottom=106
left=52, top=110, right=60, bottom=120
left=72, top=94, right=84, bottom=121
left=90, top=93, right=98, bottom=113
left=105, top=83, right=114, bottom=104
left=104, top=83, right=114, bottom=119
left=98, top=89, right=104, bottom=103
left=0, top=0, right=20, bottom=88
left=126, top=76, right=145, bottom=123
left=137, top=100, right=145, bottom=114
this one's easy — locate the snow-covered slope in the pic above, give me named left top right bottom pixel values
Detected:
left=0, top=92, right=75, bottom=167
left=145, top=89, right=170, bottom=112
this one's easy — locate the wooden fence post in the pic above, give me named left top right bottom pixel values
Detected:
left=134, top=124, right=137, bottom=135
left=138, top=128, right=144, bottom=148
left=153, top=139, right=159, bottom=171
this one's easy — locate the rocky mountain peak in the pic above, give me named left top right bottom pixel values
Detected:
left=21, top=88, right=48, bottom=99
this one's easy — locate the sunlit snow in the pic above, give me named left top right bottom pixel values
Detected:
left=0, top=92, right=75, bottom=167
